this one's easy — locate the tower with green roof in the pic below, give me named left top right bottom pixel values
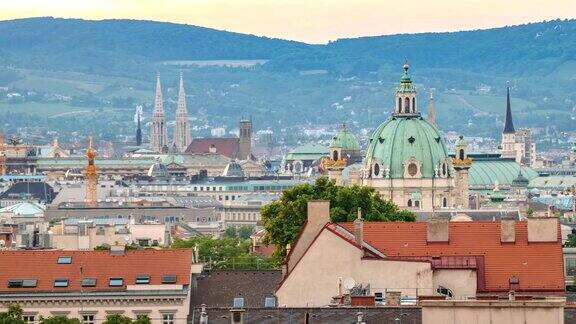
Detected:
left=328, top=123, right=362, bottom=164
left=362, top=63, right=457, bottom=210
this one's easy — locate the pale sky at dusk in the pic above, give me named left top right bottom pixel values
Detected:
left=1, top=0, right=576, bottom=43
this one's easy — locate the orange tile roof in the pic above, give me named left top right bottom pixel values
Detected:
left=0, top=249, right=192, bottom=293
left=338, top=221, right=565, bottom=294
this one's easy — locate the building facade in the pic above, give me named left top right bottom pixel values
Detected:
left=361, top=64, right=467, bottom=210
left=0, top=249, right=194, bottom=323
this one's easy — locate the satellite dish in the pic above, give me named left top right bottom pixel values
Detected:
left=342, top=277, right=356, bottom=290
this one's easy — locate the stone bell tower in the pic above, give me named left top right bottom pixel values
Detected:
left=453, top=136, right=472, bottom=209
left=238, top=118, right=252, bottom=160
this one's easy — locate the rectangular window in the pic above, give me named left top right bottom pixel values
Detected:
left=82, top=315, right=95, bottom=324
left=81, top=278, right=97, bottom=287
left=8, top=279, right=38, bottom=288
left=57, top=256, right=72, bottom=264
left=162, top=314, right=175, bottom=324
left=54, top=278, right=69, bottom=287
left=109, top=277, right=124, bottom=287
left=23, top=315, right=35, bottom=324
left=136, top=275, right=151, bottom=284
left=161, top=274, right=177, bottom=284
left=233, top=297, right=245, bottom=308
left=264, top=296, right=276, bottom=308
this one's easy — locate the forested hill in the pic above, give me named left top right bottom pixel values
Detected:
left=0, top=17, right=312, bottom=73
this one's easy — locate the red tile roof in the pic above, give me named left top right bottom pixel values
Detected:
left=185, top=138, right=239, bottom=158
left=337, top=221, right=564, bottom=294
left=0, top=249, right=192, bottom=293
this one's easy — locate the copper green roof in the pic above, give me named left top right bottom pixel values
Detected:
left=468, top=160, right=538, bottom=187
left=285, top=144, right=328, bottom=161
left=364, top=116, right=449, bottom=178
left=397, top=64, right=416, bottom=94
left=330, top=126, right=360, bottom=150
left=528, top=176, right=576, bottom=190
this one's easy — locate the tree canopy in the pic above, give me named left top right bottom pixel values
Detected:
left=102, top=314, right=151, bottom=324
left=260, top=177, right=415, bottom=258
left=171, top=235, right=274, bottom=270
left=0, top=305, right=25, bottom=324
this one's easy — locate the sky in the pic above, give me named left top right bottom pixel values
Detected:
left=1, top=0, right=576, bottom=44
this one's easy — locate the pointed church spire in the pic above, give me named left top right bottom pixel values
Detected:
left=503, top=84, right=515, bottom=134
left=174, top=72, right=191, bottom=152
left=135, top=105, right=142, bottom=146
left=427, top=89, right=436, bottom=126
left=150, top=73, right=168, bottom=152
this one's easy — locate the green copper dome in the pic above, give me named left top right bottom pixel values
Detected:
left=365, top=116, right=450, bottom=178
left=330, top=124, right=360, bottom=150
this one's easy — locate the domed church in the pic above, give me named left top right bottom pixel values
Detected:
left=361, top=64, right=470, bottom=210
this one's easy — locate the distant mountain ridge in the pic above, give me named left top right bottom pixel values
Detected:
left=0, top=17, right=312, bottom=73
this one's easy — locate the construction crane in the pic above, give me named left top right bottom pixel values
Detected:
left=85, top=137, right=97, bottom=206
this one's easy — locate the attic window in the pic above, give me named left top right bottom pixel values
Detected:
left=378, top=137, right=385, bottom=144
left=57, top=256, right=72, bottom=264
left=435, top=137, right=441, bottom=143
left=109, top=277, right=124, bottom=287
left=136, top=275, right=151, bottom=284
left=509, top=276, right=520, bottom=285
left=81, top=278, right=97, bottom=287
left=161, top=274, right=177, bottom=284
left=233, top=296, right=245, bottom=308
left=408, top=136, right=415, bottom=144
left=264, top=296, right=276, bottom=308
left=54, top=278, right=69, bottom=288
left=8, top=279, right=37, bottom=288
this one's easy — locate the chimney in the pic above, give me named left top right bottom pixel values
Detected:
left=527, top=217, right=558, bottom=243
left=208, top=144, right=217, bottom=154
left=353, top=207, right=363, bottom=246
left=500, top=218, right=516, bottom=243
left=110, top=244, right=126, bottom=256
left=285, top=201, right=331, bottom=274
left=427, top=217, right=449, bottom=242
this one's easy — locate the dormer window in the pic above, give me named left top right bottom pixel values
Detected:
left=54, top=278, right=69, bottom=287
left=161, top=274, right=177, bottom=284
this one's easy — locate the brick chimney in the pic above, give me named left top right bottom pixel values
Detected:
left=427, top=217, right=449, bottom=242
left=353, top=207, right=363, bottom=247
left=500, top=218, right=516, bottom=243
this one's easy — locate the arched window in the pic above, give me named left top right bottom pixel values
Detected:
left=412, top=97, right=416, bottom=112
left=459, top=149, right=465, bottom=160
left=442, top=163, right=447, bottom=176
left=407, top=199, right=413, bottom=207
left=333, top=150, right=339, bottom=161
left=373, top=163, right=380, bottom=177
left=404, top=97, right=410, bottom=113
left=415, top=200, right=420, bottom=208
left=398, top=97, right=402, bottom=112
left=442, top=197, right=447, bottom=207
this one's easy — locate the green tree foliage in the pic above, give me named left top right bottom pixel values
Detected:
left=39, top=316, right=80, bottom=324
left=0, top=305, right=25, bottom=324
left=101, top=314, right=151, bottom=324
left=224, top=225, right=255, bottom=240
left=565, top=233, right=576, bottom=248
left=171, top=236, right=274, bottom=269
left=260, top=177, right=416, bottom=258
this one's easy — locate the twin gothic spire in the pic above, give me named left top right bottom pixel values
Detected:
left=150, top=73, right=191, bottom=153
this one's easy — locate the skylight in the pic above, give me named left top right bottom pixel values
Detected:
left=54, top=278, right=69, bottom=288
left=81, top=278, right=97, bottom=287
left=57, top=256, right=72, bottom=264
left=135, top=275, right=150, bottom=284
left=109, top=277, right=124, bottom=287
left=161, top=274, right=177, bottom=284
left=8, top=279, right=37, bottom=288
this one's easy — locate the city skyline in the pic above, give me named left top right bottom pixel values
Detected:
left=1, top=0, right=575, bottom=43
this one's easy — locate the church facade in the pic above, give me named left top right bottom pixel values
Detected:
left=359, top=64, right=470, bottom=210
